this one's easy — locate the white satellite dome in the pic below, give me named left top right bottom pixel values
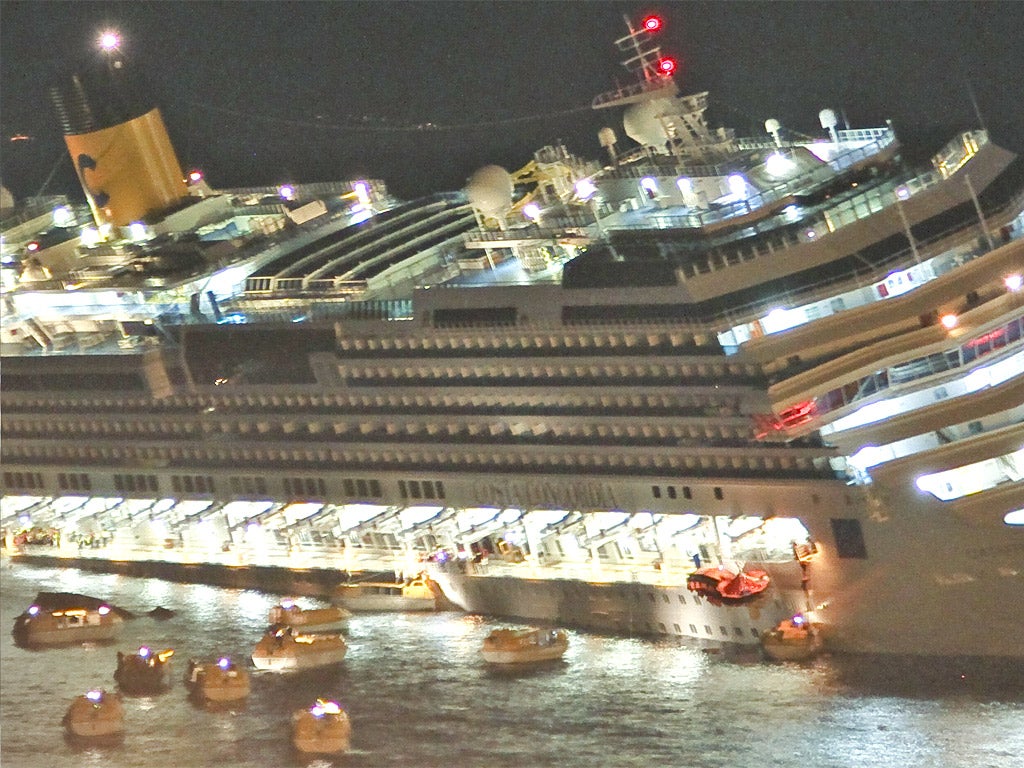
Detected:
left=466, top=165, right=513, bottom=217
left=598, top=127, right=617, bottom=148
left=623, top=99, right=675, bottom=149
left=818, top=109, right=838, bottom=130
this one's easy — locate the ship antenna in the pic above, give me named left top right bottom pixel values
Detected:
left=965, top=78, right=988, bottom=134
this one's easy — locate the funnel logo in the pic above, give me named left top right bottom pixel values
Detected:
left=76, top=153, right=110, bottom=207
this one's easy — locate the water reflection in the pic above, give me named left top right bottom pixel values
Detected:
left=2, top=563, right=1022, bottom=768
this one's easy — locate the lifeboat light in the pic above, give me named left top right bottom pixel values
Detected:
left=311, top=699, right=342, bottom=717
left=218, top=657, right=231, bottom=670
left=86, top=690, right=103, bottom=703
left=27, top=605, right=40, bottom=616
left=1005, top=274, right=1022, bottom=292
left=98, top=605, right=111, bottom=615
left=138, top=646, right=151, bottom=658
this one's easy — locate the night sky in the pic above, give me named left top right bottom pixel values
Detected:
left=2, top=1, right=1023, bottom=202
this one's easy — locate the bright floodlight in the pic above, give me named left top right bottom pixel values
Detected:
left=522, top=203, right=541, bottom=221
left=98, top=30, right=121, bottom=51
left=278, top=184, right=295, bottom=201
left=728, top=174, right=747, bottom=199
left=1005, top=274, right=1023, bottom=292
left=575, top=179, right=597, bottom=200
left=940, top=313, right=958, bottom=330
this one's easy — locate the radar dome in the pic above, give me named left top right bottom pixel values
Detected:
left=764, top=118, right=780, bottom=135
left=623, top=99, right=674, bottom=149
left=818, top=109, right=838, bottom=130
left=598, top=127, right=617, bottom=148
left=466, top=165, right=513, bottom=217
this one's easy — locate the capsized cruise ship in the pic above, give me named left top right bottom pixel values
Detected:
left=3, top=15, right=1023, bottom=657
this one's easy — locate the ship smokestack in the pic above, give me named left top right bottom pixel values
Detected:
left=48, top=38, right=188, bottom=228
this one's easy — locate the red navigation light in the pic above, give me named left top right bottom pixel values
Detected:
left=642, top=15, right=663, bottom=32
left=657, top=57, right=677, bottom=76
left=26, top=241, right=40, bottom=252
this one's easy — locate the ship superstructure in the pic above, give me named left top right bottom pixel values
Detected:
left=2, top=15, right=1023, bottom=656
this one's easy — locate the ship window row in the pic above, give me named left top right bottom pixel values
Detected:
left=4, top=390, right=747, bottom=418
left=806, top=313, right=1023, bottom=421
left=229, top=476, right=269, bottom=496
left=337, top=360, right=758, bottom=382
left=3, top=441, right=835, bottom=481
left=677, top=228, right=803, bottom=280
left=561, top=303, right=711, bottom=327
left=652, top=485, right=693, bottom=500
left=337, top=330, right=710, bottom=355
left=171, top=475, right=216, bottom=494
left=2, top=471, right=44, bottom=491
left=57, top=472, right=93, bottom=491
left=338, top=369, right=762, bottom=389
left=398, top=479, right=446, bottom=501
left=342, top=478, right=383, bottom=499
left=4, top=415, right=761, bottom=446
left=113, top=474, right=158, bottom=493
left=283, top=476, right=326, bottom=499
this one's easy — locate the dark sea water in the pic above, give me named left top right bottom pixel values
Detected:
left=1, top=562, right=1022, bottom=768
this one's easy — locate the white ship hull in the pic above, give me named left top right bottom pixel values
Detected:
left=431, top=561, right=806, bottom=646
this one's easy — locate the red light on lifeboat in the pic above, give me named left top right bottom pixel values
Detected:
left=642, top=15, right=663, bottom=32
left=657, top=57, right=677, bottom=76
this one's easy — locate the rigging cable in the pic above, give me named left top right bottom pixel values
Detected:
left=167, top=96, right=595, bottom=134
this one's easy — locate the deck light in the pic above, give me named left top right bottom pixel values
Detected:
left=728, top=174, right=748, bottom=199
left=575, top=179, right=597, bottom=200
left=1005, top=274, right=1022, bottom=292
left=354, top=182, right=371, bottom=205
left=940, top=313, right=958, bottom=329
left=522, top=203, right=541, bottom=221
left=98, top=31, right=121, bottom=52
